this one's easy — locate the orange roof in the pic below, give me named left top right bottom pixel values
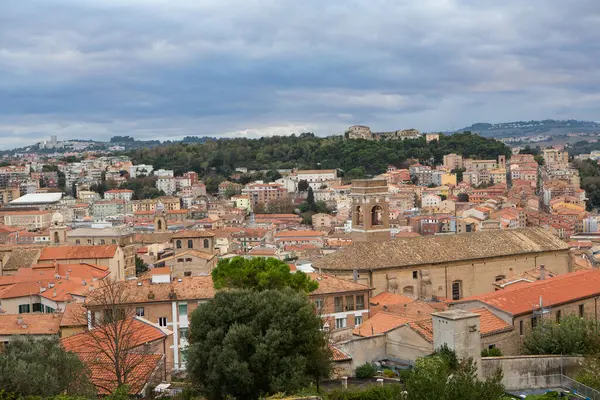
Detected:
left=453, top=270, right=600, bottom=316
left=77, top=352, right=163, bottom=395
left=370, top=292, right=414, bottom=306
left=470, top=307, right=514, bottom=336
left=105, top=189, right=134, bottom=193
left=0, top=314, right=61, bottom=336
left=39, top=245, right=118, bottom=261
left=150, top=267, right=170, bottom=275
left=60, top=302, right=87, bottom=327
left=275, top=230, right=325, bottom=238
left=172, top=229, right=215, bottom=238
left=62, top=317, right=168, bottom=353
left=329, top=343, right=352, bottom=361
left=18, top=263, right=109, bottom=281
left=352, top=312, right=412, bottom=337
left=309, top=273, right=370, bottom=295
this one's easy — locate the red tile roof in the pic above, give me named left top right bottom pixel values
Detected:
left=39, top=245, right=118, bottom=261
left=62, top=317, right=168, bottom=353
left=76, top=352, right=163, bottom=394
left=453, top=270, right=600, bottom=316
left=60, top=302, right=87, bottom=327
left=370, top=292, right=414, bottom=306
left=353, top=312, right=412, bottom=337
left=308, top=273, right=371, bottom=296
left=329, top=343, right=352, bottom=361
left=0, top=314, right=61, bottom=336
left=275, top=230, right=324, bottom=238
left=470, top=307, right=514, bottom=336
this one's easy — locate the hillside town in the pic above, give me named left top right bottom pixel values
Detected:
left=0, top=130, right=599, bottom=398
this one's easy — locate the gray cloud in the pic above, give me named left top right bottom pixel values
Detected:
left=1, top=0, right=600, bottom=148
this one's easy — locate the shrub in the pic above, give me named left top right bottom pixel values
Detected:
left=355, top=363, right=378, bottom=379
left=383, top=369, right=396, bottom=378
left=326, top=384, right=405, bottom=400
left=481, top=347, right=503, bottom=357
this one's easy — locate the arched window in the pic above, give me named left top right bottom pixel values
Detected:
left=403, top=286, right=414, bottom=295
left=157, top=220, right=162, bottom=231
left=53, top=231, right=60, bottom=244
left=356, top=206, right=363, bottom=226
left=371, top=205, right=383, bottom=225
left=188, top=239, right=193, bottom=249
left=495, top=275, right=506, bottom=282
left=176, top=240, right=182, bottom=249
left=203, top=239, right=209, bottom=248
left=452, top=281, right=462, bottom=301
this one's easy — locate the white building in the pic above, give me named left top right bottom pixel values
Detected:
left=156, top=177, right=176, bottom=196
left=104, top=189, right=134, bottom=202
left=129, top=164, right=154, bottom=178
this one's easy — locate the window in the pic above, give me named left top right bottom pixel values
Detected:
left=334, top=297, right=343, bottom=313
left=158, top=317, right=168, bottom=327
left=451, top=281, right=462, bottom=301
left=356, top=295, right=365, bottom=310
left=18, top=304, right=30, bottom=313
left=519, top=320, right=524, bottom=336
left=315, top=298, right=323, bottom=311
left=180, top=328, right=189, bottom=340
left=495, top=275, right=506, bottom=282
left=531, top=316, right=538, bottom=329
left=580, top=304, right=585, bottom=317
left=412, top=271, right=418, bottom=279
left=112, top=239, right=117, bottom=244
left=184, top=271, right=192, bottom=277
left=136, top=307, right=145, bottom=317
left=556, top=310, right=561, bottom=323
left=75, top=239, right=80, bottom=245
left=355, top=316, right=363, bottom=326
left=176, top=240, right=182, bottom=249
left=187, top=239, right=193, bottom=249
left=345, top=296, right=354, bottom=311
left=403, top=286, right=414, bottom=295
left=100, top=239, right=105, bottom=245
left=177, top=258, right=184, bottom=263
left=335, top=317, right=347, bottom=329
left=87, top=239, right=92, bottom=245
left=32, top=303, right=42, bottom=313
left=45, top=306, right=55, bottom=314
left=179, top=304, right=188, bottom=316
left=185, top=258, right=192, bottom=262
left=204, top=239, right=209, bottom=248
left=488, top=344, right=496, bottom=350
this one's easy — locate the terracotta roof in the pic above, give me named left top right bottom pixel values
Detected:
left=171, top=229, right=215, bottom=239
left=159, top=249, right=216, bottom=262
left=308, top=273, right=370, bottom=296
left=60, top=302, right=87, bottom=327
left=453, top=270, right=600, bottom=316
left=248, top=248, right=277, bottom=256
left=62, top=317, right=168, bottom=353
left=408, top=318, right=434, bottom=342
left=470, top=307, right=514, bottom=336
left=39, top=245, right=118, bottom=261
left=314, top=228, right=568, bottom=271
left=329, top=343, right=352, bottom=361
left=371, top=300, right=437, bottom=320
left=493, top=266, right=556, bottom=288
left=77, top=352, right=163, bottom=395
left=276, top=230, right=325, bottom=238
left=0, top=313, right=61, bottom=336
left=85, top=276, right=215, bottom=306
left=353, top=312, right=412, bottom=337
left=18, top=263, right=109, bottom=281
left=150, top=267, right=170, bottom=275
left=370, top=292, right=414, bottom=306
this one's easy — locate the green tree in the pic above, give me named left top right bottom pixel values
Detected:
left=0, top=336, right=93, bottom=396
left=307, top=187, right=316, bottom=212
left=211, top=257, right=318, bottom=293
left=523, top=315, right=600, bottom=355
left=298, top=179, right=309, bottom=192
left=135, top=255, right=148, bottom=276
left=457, top=193, right=469, bottom=202
left=576, top=353, right=600, bottom=391
left=403, top=347, right=504, bottom=400
left=186, top=289, right=332, bottom=400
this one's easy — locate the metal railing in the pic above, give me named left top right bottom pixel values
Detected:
left=561, top=375, right=600, bottom=400
left=503, top=374, right=600, bottom=400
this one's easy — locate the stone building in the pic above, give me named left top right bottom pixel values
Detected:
left=350, top=179, right=390, bottom=242
left=313, top=228, right=570, bottom=299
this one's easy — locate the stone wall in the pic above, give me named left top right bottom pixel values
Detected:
left=338, top=334, right=387, bottom=373
left=481, top=355, right=583, bottom=391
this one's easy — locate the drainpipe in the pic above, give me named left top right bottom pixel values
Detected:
left=445, top=266, right=448, bottom=299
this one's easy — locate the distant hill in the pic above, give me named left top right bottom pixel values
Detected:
left=459, top=119, right=600, bottom=138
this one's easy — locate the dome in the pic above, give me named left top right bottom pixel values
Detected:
left=51, top=212, right=64, bottom=225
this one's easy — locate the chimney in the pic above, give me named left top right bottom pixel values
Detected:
left=539, top=264, right=546, bottom=281
left=53, top=259, right=58, bottom=274
left=16, top=316, right=23, bottom=325
left=52, top=290, right=57, bottom=298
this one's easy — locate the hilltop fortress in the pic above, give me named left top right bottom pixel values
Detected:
left=346, top=125, right=422, bottom=140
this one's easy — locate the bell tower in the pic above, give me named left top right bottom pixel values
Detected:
left=49, top=212, right=67, bottom=245
left=154, top=201, right=168, bottom=233
left=350, top=179, right=390, bottom=242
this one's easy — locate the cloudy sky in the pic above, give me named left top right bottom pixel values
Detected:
left=1, top=0, right=600, bottom=148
